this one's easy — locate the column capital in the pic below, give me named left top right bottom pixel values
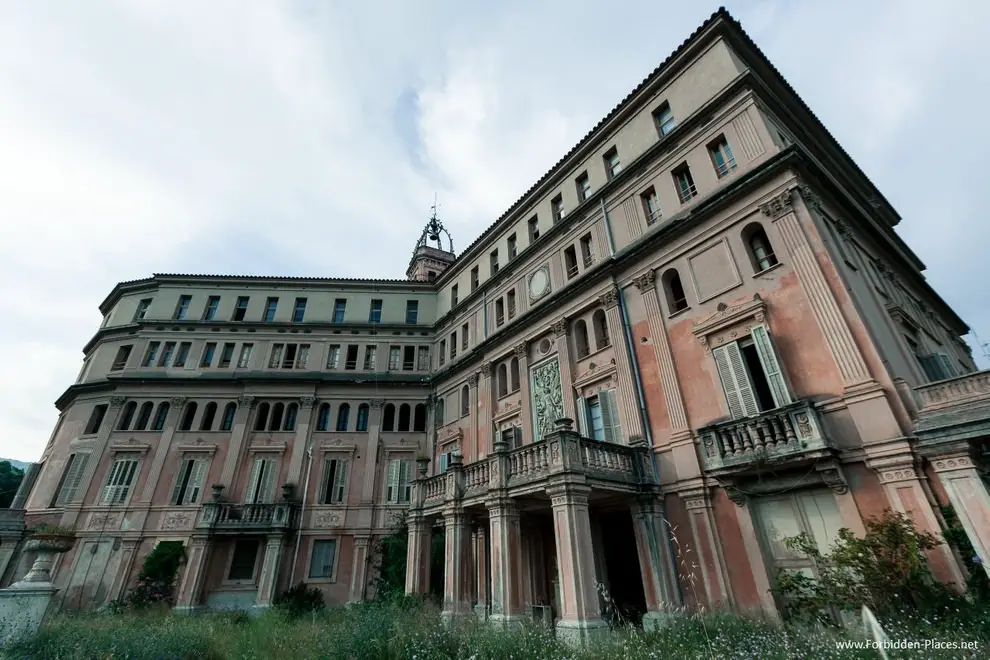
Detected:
left=930, top=452, right=981, bottom=474
left=633, top=269, right=656, bottom=293
left=760, top=189, right=794, bottom=220
left=551, top=319, right=569, bottom=337
left=486, top=496, right=519, bottom=520
left=480, top=362, right=492, bottom=377
left=513, top=343, right=528, bottom=361
left=798, top=184, right=823, bottom=213
left=547, top=482, right=592, bottom=508
left=680, top=488, right=711, bottom=511
left=109, top=395, right=127, bottom=408
left=299, top=396, right=316, bottom=409
left=370, top=398, right=385, bottom=410
left=470, top=371, right=480, bottom=386
left=169, top=396, right=187, bottom=407
left=598, top=286, right=620, bottom=310
left=237, top=395, right=256, bottom=407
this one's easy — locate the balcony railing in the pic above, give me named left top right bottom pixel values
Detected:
left=915, top=370, right=990, bottom=413
left=199, top=502, right=299, bottom=534
left=698, top=399, right=831, bottom=474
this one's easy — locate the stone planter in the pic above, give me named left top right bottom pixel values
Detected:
left=17, top=537, right=74, bottom=585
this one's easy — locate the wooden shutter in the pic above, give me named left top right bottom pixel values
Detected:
left=334, top=461, right=348, bottom=503
left=576, top=397, right=588, bottom=437
left=258, top=458, right=276, bottom=503
left=937, top=354, right=957, bottom=380
left=386, top=459, right=400, bottom=503
left=712, top=343, right=759, bottom=419
left=55, top=453, right=90, bottom=506
left=750, top=324, right=792, bottom=407
left=601, top=389, right=622, bottom=443
left=171, top=459, right=192, bottom=505
left=244, top=458, right=264, bottom=503
left=187, top=458, right=207, bottom=504
left=439, top=453, right=449, bottom=473
left=319, top=458, right=335, bottom=505
left=400, top=460, right=412, bottom=502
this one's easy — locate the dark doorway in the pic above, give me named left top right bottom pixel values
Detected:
left=598, top=509, right=647, bottom=625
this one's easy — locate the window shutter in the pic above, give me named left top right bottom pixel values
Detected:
left=56, top=453, right=89, bottom=506
left=258, top=459, right=276, bottom=503
left=386, top=459, right=399, bottom=503
left=712, top=343, right=759, bottom=419
left=334, top=461, right=348, bottom=503
left=576, top=397, right=588, bottom=437
left=244, top=458, right=264, bottom=503
left=188, top=459, right=207, bottom=504
left=439, top=453, right=449, bottom=473
left=171, top=459, right=191, bottom=505
left=319, top=458, right=334, bottom=504
left=512, top=427, right=523, bottom=449
left=750, top=324, right=792, bottom=407
left=399, top=460, right=412, bottom=502
left=602, top=389, right=622, bottom=443
left=937, top=354, right=957, bottom=380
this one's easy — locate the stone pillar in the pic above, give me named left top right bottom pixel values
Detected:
left=107, top=539, right=141, bottom=602
left=633, top=271, right=691, bottom=439
left=599, top=286, right=644, bottom=442
left=468, top=374, right=480, bottom=460
left=630, top=497, right=681, bottom=628
left=139, top=397, right=187, bottom=502
left=348, top=535, right=371, bottom=603
left=487, top=497, right=525, bottom=626
left=174, top=537, right=210, bottom=613
left=548, top=483, right=607, bottom=645
left=478, top=364, right=493, bottom=457
left=931, top=451, right=990, bottom=579
left=287, top=395, right=317, bottom=486
left=404, top=515, right=432, bottom=595
left=551, top=320, right=578, bottom=423
left=514, top=343, right=533, bottom=445
left=681, top=489, right=731, bottom=607
left=473, top=525, right=489, bottom=619
left=360, top=400, right=385, bottom=503
left=441, top=507, right=473, bottom=622
left=73, top=396, right=128, bottom=514
left=219, top=395, right=257, bottom=488
left=254, top=536, right=285, bottom=609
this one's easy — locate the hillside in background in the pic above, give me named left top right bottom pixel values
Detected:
left=1, top=459, right=29, bottom=471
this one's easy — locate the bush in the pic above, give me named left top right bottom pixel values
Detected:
left=110, top=541, right=186, bottom=611
left=273, top=582, right=326, bottom=618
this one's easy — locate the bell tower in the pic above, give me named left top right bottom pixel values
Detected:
left=407, top=200, right=456, bottom=282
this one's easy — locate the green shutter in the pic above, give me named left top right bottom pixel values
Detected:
left=576, top=397, right=588, bottom=437
left=751, top=324, right=792, bottom=407
left=713, top=343, right=760, bottom=419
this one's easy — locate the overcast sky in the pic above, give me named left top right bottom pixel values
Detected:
left=1, top=0, right=987, bottom=463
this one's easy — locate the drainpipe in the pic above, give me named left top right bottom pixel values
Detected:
left=482, top=290, right=488, bottom=340
left=288, top=442, right=315, bottom=587
left=599, top=197, right=616, bottom=256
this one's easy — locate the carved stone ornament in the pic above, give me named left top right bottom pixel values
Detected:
left=551, top=319, right=569, bottom=338
left=724, top=485, right=746, bottom=506
left=514, top=343, right=528, bottom=360
left=817, top=461, right=849, bottom=495
left=798, top=185, right=822, bottom=213
left=237, top=395, right=256, bottom=407
left=109, top=396, right=127, bottom=408
left=470, top=372, right=480, bottom=386
left=598, top=286, right=620, bottom=310
left=369, top=398, right=385, bottom=409
left=759, top=189, right=794, bottom=220
left=299, top=396, right=316, bottom=408
left=633, top=270, right=656, bottom=292
left=160, top=511, right=192, bottom=530
left=169, top=396, right=187, bottom=406
left=834, top=219, right=851, bottom=239
left=480, top=362, right=492, bottom=377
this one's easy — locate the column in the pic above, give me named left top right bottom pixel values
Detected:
left=599, top=286, right=645, bottom=442
left=254, top=536, right=285, bottom=609
left=73, top=396, right=128, bottom=515
left=548, top=483, right=607, bottom=645
left=219, top=395, right=257, bottom=488
left=630, top=497, right=681, bottom=628
left=139, top=397, right=187, bottom=502
left=473, top=525, right=489, bottom=619
left=633, top=271, right=690, bottom=439
left=478, top=364, right=493, bottom=457
left=514, top=343, right=533, bottom=445
left=468, top=374, right=480, bottom=460
left=441, top=507, right=473, bottom=623
left=286, top=396, right=317, bottom=486
left=107, top=539, right=141, bottom=602
left=487, top=497, right=526, bottom=626
left=404, top=515, right=432, bottom=595
left=348, top=535, right=371, bottom=603
left=360, top=400, right=385, bottom=503
left=550, top=320, right=578, bottom=422
left=931, top=451, right=990, bottom=580
left=174, top=537, right=210, bottom=613
left=681, top=489, right=731, bottom=607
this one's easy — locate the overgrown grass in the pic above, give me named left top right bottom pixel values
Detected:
left=6, top=598, right=989, bottom=659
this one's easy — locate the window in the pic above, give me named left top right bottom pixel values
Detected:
left=528, top=216, right=540, bottom=242
left=151, top=402, right=170, bottom=431
left=84, top=404, right=108, bottom=435
left=101, top=453, right=140, bottom=504
left=413, top=404, right=427, bottom=432
left=507, top=290, right=516, bottom=319
left=117, top=401, right=136, bottom=430
left=451, top=285, right=459, bottom=308
left=228, top=540, right=260, bottom=581
left=134, top=298, right=152, bottom=321
left=232, top=296, right=249, bottom=321
left=332, top=299, right=347, bottom=323
left=417, top=347, right=430, bottom=371
left=263, top=297, right=279, bottom=322
left=461, top=324, right=469, bottom=350
left=509, top=358, right=520, bottom=392
left=336, top=404, right=350, bottom=431
left=574, top=319, right=590, bottom=358
left=564, top=246, right=578, bottom=279
left=405, top=300, right=419, bottom=324
left=661, top=269, right=688, bottom=313
left=495, top=300, right=505, bottom=327
left=490, top=250, right=500, bottom=276
left=917, top=351, right=958, bottom=383
left=604, top=147, right=621, bottom=180
left=309, top=540, right=338, bottom=579
left=438, top=340, right=446, bottom=367
left=316, top=403, right=331, bottom=431
left=134, top=402, right=154, bottom=431
left=326, top=345, right=341, bottom=369
left=284, top=403, right=298, bottom=431
left=709, top=136, right=736, bottom=178
left=179, top=402, right=197, bottom=431
left=469, top=266, right=480, bottom=292
left=158, top=342, right=176, bottom=368
left=403, top=346, right=416, bottom=371
left=743, top=223, right=779, bottom=272
left=52, top=452, right=90, bottom=507
left=398, top=403, right=411, bottom=431
left=507, top=234, right=517, bottom=260
left=142, top=342, right=160, bottom=368
left=173, top=295, right=192, bottom=320
left=500, top=427, right=523, bottom=449
left=111, top=345, right=132, bottom=371
left=439, top=449, right=455, bottom=473
left=551, top=195, right=565, bottom=223
left=271, top=343, right=309, bottom=369
left=369, top=299, right=383, bottom=324
left=641, top=187, right=662, bottom=225
left=244, top=456, right=277, bottom=503
left=237, top=344, right=253, bottom=368
left=174, top=342, right=191, bottom=368
left=203, top=295, right=220, bottom=320
left=435, top=398, right=445, bottom=427
left=450, top=333, right=457, bottom=360
left=218, top=343, right=235, bottom=368
left=200, top=342, right=216, bottom=367
left=653, top=103, right=676, bottom=136
left=592, top=310, right=610, bottom=350
left=388, top=346, right=401, bottom=371
left=363, top=346, right=376, bottom=370
left=673, top=165, right=697, bottom=203
left=292, top=297, right=307, bottom=322
left=584, top=389, right=621, bottom=442
left=461, top=384, right=470, bottom=417
left=356, top=404, right=369, bottom=432
left=712, top=324, right=792, bottom=419
left=752, top=490, right=843, bottom=586
left=576, top=172, right=592, bottom=202
left=380, top=404, right=395, bottom=432
left=220, top=403, right=237, bottom=431
left=171, top=456, right=207, bottom=505
left=497, top=364, right=508, bottom=398
left=200, top=402, right=217, bottom=431
left=344, top=345, right=359, bottom=370
left=385, top=459, right=412, bottom=504
left=580, top=234, right=594, bottom=267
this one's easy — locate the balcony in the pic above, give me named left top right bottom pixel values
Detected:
left=198, top=502, right=300, bottom=536
left=915, top=370, right=990, bottom=449
left=697, top=399, right=833, bottom=476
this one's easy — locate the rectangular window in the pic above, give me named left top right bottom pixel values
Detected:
left=133, top=298, right=152, bottom=321
left=490, top=250, right=500, bottom=276
left=364, top=345, right=377, bottom=370
left=269, top=344, right=284, bottom=368
left=405, top=300, right=419, bottom=324
left=272, top=343, right=308, bottom=369
left=641, top=186, right=662, bottom=225
left=101, top=452, right=140, bottom=505
left=507, top=234, right=517, bottom=260
left=403, top=346, right=416, bottom=371
left=470, top=266, right=480, bottom=291
left=438, top=340, right=446, bottom=366
left=292, top=297, right=307, bottom=322
left=653, top=103, right=676, bottom=136
left=344, top=345, right=359, bottom=370
left=673, top=165, right=697, bottom=203
left=585, top=390, right=621, bottom=443
left=237, top=343, right=253, bottom=368
left=495, top=300, right=505, bottom=327
left=263, top=297, right=279, bottom=322
left=417, top=346, right=430, bottom=371
left=385, top=459, right=412, bottom=504
left=369, top=299, right=383, bottom=324
left=295, top=344, right=310, bottom=369
left=142, top=342, right=160, bottom=368
left=326, top=345, right=341, bottom=369
left=200, top=342, right=216, bottom=367
left=52, top=452, right=90, bottom=507
left=158, top=341, right=176, bottom=367
left=500, top=427, right=523, bottom=449
left=528, top=216, right=540, bottom=242
left=332, top=299, right=347, bottom=323
left=232, top=296, right=249, bottom=321
left=451, top=285, right=459, bottom=308
left=439, top=450, right=453, bottom=473
left=450, top=333, right=457, bottom=359
left=507, top=290, right=516, bottom=319
left=170, top=456, right=208, bottom=505
left=712, top=324, right=792, bottom=419
left=918, top=352, right=958, bottom=383
left=244, top=455, right=277, bottom=504
left=309, top=539, right=338, bottom=580
left=218, top=343, right=235, bottom=368
left=709, top=136, right=737, bottom=178
left=228, top=540, right=260, bottom=581
left=111, top=345, right=132, bottom=371
left=203, top=295, right=220, bottom=321
left=752, top=490, right=844, bottom=584
left=461, top=323, right=469, bottom=350
left=551, top=195, right=565, bottom=223
left=564, top=246, right=578, bottom=279
left=580, top=234, right=594, bottom=267
left=173, top=295, right=192, bottom=320
left=319, top=458, right=349, bottom=504
left=174, top=342, right=191, bottom=368
left=603, top=147, right=621, bottom=180
left=576, top=172, right=592, bottom=202
left=388, top=346, right=401, bottom=370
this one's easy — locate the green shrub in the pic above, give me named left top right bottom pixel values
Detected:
left=111, top=540, right=187, bottom=611
left=273, top=582, right=326, bottom=618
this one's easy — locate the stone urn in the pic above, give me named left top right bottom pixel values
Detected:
left=17, top=537, right=75, bottom=585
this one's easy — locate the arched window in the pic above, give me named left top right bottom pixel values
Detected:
left=284, top=403, right=298, bottom=431
left=592, top=310, right=610, bottom=350
left=117, top=401, right=136, bottom=430
left=316, top=403, right=331, bottom=432
left=254, top=402, right=270, bottom=431
left=151, top=402, right=170, bottom=431
left=336, top=403, right=350, bottom=431
left=398, top=404, right=411, bottom=432
left=460, top=385, right=470, bottom=417
left=573, top=319, right=590, bottom=358
left=497, top=364, right=508, bottom=398
left=269, top=403, right=285, bottom=432
left=413, top=404, right=426, bottom=432
left=742, top=223, right=778, bottom=272
left=382, top=404, right=395, bottom=432
left=356, top=404, right=370, bottom=432
left=436, top=399, right=445, bottom=427
left=200, top=402, right=217, bottom=431
left=220, top=403, right=237, bottom=431
left=662, top=268, right=688, bottom=313
left=509, top=358, right=520, bottom=392
left=179, top=402, right=197, bottom=431
left=135, top=402, right=154, bottom=431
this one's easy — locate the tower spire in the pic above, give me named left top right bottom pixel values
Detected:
left=406, top=194, right=456, bottom=281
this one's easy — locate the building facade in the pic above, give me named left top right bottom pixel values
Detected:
left=6, top=7, right=990, bottom=642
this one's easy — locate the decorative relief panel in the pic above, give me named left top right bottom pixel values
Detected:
left=527, top=264, right=552, bottom=303
left=687, top=239, right=742, bottom=302
left=312, top=510, right=344, bottom=528
left=160, top=511, right=193, bottom=531
left=530, top=357, right=565, bottom=443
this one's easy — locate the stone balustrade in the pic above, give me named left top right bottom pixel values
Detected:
left=916, top=369, right=990, bottom=413
left=198, top=502, right=299, bottom=535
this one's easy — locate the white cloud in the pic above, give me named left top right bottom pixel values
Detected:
left=0, top=0, right=987, bottom=462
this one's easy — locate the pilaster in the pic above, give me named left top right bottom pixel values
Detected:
left=473, top=525, right=489, bottom=619
left=930, top=451, right=990, bottom=580
left=254, top=536, right=285, bottom=609
left=219, top=396, right=257, bottom=489
left=630, top=496, right=681, bottom=628
left=139, top=397, right=186, bottom=502
left=441, top=507, right=473, bottom=622
left=360, top=399, right=386, bottom=503
left=514, top=343, right=533, bottom=445
left=478, top=364, right=493, bottom=456
left=107, top=539, right=141, bottom=602
left=599, top=286, right=645, bottom=442
left=174, top=536, right=210, bottom=613
left=487, top=497, right=526, bottom=626
left=404, top=514, right=432, bottom=594
left=551, top=320, right=578, bottom=422
left=287, top=396, right=317, bottom=485
left=680, top=488, right=731, bottom=607
left=468, top=374, right=480, bottom=460
left=348, top=535, right=371, bottom=603
left=74, top=396, right=127, bottom=514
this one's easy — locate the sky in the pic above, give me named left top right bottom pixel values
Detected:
left=1, top=0, right=988, bottom=463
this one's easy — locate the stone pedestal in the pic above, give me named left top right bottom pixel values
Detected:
left=0, top=539, right=71, bottom=648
